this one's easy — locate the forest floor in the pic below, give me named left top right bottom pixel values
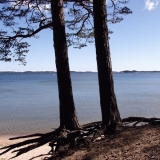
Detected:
left=0, top=124, right=160, bottom=160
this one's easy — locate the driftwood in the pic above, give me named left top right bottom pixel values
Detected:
left=1, top=118, right=160, bottom=159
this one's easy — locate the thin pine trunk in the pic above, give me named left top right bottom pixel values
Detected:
left=93, top=0, right=121, bottom=134
left=51, top=0, right=79, bottom=130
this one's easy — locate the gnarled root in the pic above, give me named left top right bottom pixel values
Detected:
left=122, top=117, right=160, bottom=127
left=0, top=121, right=104, bottom=159
left=1, top=118, right=159, bottom=159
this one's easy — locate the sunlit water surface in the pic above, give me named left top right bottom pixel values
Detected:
left=1, top=72, right=160, bottom=134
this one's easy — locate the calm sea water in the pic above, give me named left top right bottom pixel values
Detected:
left=0, top=72, right=160, bottom=135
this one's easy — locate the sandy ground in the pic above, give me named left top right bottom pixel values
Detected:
left=0, top=135, right=51, bottom=160
left=1, top=125, right=160, bottom=160
left=63, top=125, right=160, bottom=160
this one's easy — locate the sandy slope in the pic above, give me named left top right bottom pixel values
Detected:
left=1, top=125, right=160, bottom=160
left=63, top=125, right=160, bottom=160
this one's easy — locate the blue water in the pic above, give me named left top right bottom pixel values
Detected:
left=0, top=72, right=160, bottom=135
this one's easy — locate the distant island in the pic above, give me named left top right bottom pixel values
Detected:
left=120, top=70, right=138, bottom=73
left=1, top=70, right=160, bottom=73
left=119, top=70, right=160, bottom=73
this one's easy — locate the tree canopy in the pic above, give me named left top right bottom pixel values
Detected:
left=0, top=0, right=131, bottom=64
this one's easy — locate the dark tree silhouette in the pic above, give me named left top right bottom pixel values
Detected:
left=0, top=0, right=131, bottom=131
left=0, top=0, right=80, bottom=130
left=51, top=0, right=79, bottom=130
left=0, top=0, right=133, bottom=159
left=65, top=0, right=132, bottom=134
left=93, top=0, right=121, bottom=134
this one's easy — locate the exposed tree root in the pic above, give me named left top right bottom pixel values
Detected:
left=0, top=121, right=103, bottom=159
left=1, top=118, right=160, bottom=159
left=122, top=117, right=160, bottom=126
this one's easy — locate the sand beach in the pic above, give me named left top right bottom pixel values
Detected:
left=0, top=135, right=51, bottom=160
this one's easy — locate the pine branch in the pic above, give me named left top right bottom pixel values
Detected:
left=1, top=23, right=52, bottom=40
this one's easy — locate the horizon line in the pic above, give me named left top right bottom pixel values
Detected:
left=1, top=70, right=160, bottom=73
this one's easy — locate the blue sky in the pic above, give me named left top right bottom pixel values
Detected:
left=0, top=0, right=160, bottom=72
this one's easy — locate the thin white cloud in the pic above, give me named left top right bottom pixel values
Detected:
left=144, top=0, right=159, bottom=11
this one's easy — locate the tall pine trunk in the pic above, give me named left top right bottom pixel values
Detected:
left=51, top=0, right=79, bottom=130
left=93, top=0, right=121, bottom=134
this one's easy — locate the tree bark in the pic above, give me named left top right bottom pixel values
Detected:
left=93, top=0, right=121, bottom=134
left=51, top=0, right=79, bottom=130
